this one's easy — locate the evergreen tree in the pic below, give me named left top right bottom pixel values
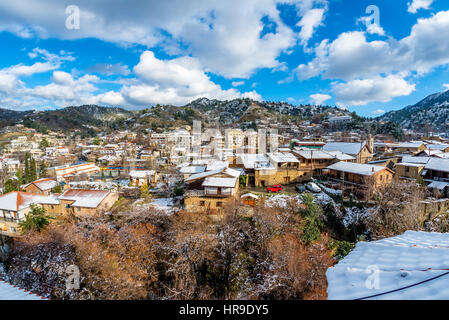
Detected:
left=4, top=178, right=20, bottom=193
left=39, top=160, right=47, bottom=177
left=19, top=205, right=51, bottom=233
left=30, top=157, right=37, bottom=181
left=24, top=153, right=30, bottom=183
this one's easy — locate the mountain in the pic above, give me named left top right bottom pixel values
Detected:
left=0, top=105, right=134, bottom=134
left=0, top=99, right=350, bottom=135
left=128, top=98, right=348, bottom=131
left=379, top=90, right=449, bottom=132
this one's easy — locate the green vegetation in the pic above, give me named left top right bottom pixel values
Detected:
left=19, top=205, right=52, bottom=233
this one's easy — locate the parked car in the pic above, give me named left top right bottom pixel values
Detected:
left=267, top=184, right=283, bottom=193
left=296, top=184, right=307, bottom=193
left=306, top=182, right=321, bottom=193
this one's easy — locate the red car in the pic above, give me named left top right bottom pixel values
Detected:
left=267, top=184, right=283, bottom=193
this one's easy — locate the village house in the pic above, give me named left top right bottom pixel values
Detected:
left=23, top=178, right=58, bottom=195
left=255, top=152, right=300, bottom=187
left=322, top=137, right=374, bottom=163
left=395, top=156, right=429, bottom=180
left=395, top=142, right=426, bottom=154
left=0, top=191, right=60, bottom=236
left=48, top=162, right=101, bottom=182
left=58, top=189, right=119, bottom=216
left=325, top=161, right=394, bottom=193
left=129, top=170, right=158, bottom=187
left=0, top=187, right=120, bottom=236
left=184, top=167, right=240, bottom=214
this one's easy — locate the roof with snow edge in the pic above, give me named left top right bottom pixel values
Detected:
left=0, top=192, right=59, bottom=212
left=326, top=162, right=388, bottom=176
left=59, top=189, right=110, bottom=208
left=129, top=170, right=156, bottom=178
left=267, top=152, right=299, bottom=163
left=0, top=279, right=46, bottom=300
left=26, top=178, right=58, bottom=191
left=327, top=231, right=449, bottom=300
left=323, top=142, right=366, bottom=156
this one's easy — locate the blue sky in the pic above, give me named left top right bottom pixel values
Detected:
left=0, top=0, right=448, bottom=117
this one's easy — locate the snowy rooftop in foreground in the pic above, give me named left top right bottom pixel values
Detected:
left=0, top=279, right=45, bottom=300
left=327, top=231, right=449, bottom=300
left=326, top=162, right=386, bottom=176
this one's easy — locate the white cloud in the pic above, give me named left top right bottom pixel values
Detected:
left=310, top=93, right=331, bottom=105
left=408, top=0, right=433, bottom=14
left=232, top=81, right=245, bottom=87
left=122, top=50, right=262, bottom=106
left=297, top=8, right=326, bottom=45
left=371, top=109, right=385, bottom=115
left=357, top=16, right=385, bottom=36
left=443, top=83, right=449, bottom=90
left=296, top=10, right=449, bottom=105
left=0, top=0, right=328, bottom=78
left=298, top=11, right=449, bottom=81
left=333, top=75, right=415, bottom=106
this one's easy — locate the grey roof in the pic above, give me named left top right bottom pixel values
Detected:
left=326, top=162, right=387, bottom=176
left=323, top=142, right=366, bottom=156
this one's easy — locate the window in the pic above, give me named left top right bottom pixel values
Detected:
left=217, top=202, right=223, bottom=208
left=199, top=201, right=205, bottom=206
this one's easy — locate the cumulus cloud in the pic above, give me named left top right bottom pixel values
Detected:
left=297, top=8, right=326, bottom=45
left=296, top=10, right=449, bottom=105
left=310, top=93, right=331, bottom=105
left=408, top=0, right=433, bottom=14
left=333, top=75, right=415, bottom=106
left=121, top=51, right=262, bottom=106
left=443, top=83, right=449, bottom=90
left=357, top=16, right=385, bottom=36
left=232, top=81, right=245, bottom=87
left=0, top=0, right=328, bottom=78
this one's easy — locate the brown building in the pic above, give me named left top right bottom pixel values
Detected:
left=23, top=178, right=58, bottom=195
left=326, top=162, right=394, bottom=193
left=184, top=167, right=240, bottom=214
left=58, top=189, right=119, bottom=216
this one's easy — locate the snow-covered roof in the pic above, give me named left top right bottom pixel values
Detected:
left=59, top=189, right=110, bottom=208
left=202, top=177, right=237, bottom=188
left=425, top=158, right=449, bottom=173
left=129, top=170, right=156, bottom=178
left=240, top=193, right=259, bottom=199
left=401, top=156, right=430, bottom=164
left=180, top=166, right=206, bottom=174
left=206, top=161, right=228, bottom=171
left=426, top=144, right=449, bottom=151
left=237, top=154, right=269, bottom=169
left=428, top=181, right=449, bottom=190
left=28, top=178, right=58, bottom=191
left=397, top=142, right=425, bottom=148
left=0, top=192, right=59, bottom=212
left=323, top=142, right=366, bottom=156
left=185, top=167, right=240, bottom=183
left=327, top=231, right=449, bottom=300
left=327, top=151, right=356, bottom=161
left=326, top=162, right=387, bottom=176
left=0, top=279, right=45, bottom=300
left=294, top=149, right=335, bottom=160
left=267, top=152, right=299, bottom=163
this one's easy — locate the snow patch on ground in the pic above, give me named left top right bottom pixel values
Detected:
left=342, top=207, right=372, bottom=227
left=265, top=194, right=302, bottom=208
